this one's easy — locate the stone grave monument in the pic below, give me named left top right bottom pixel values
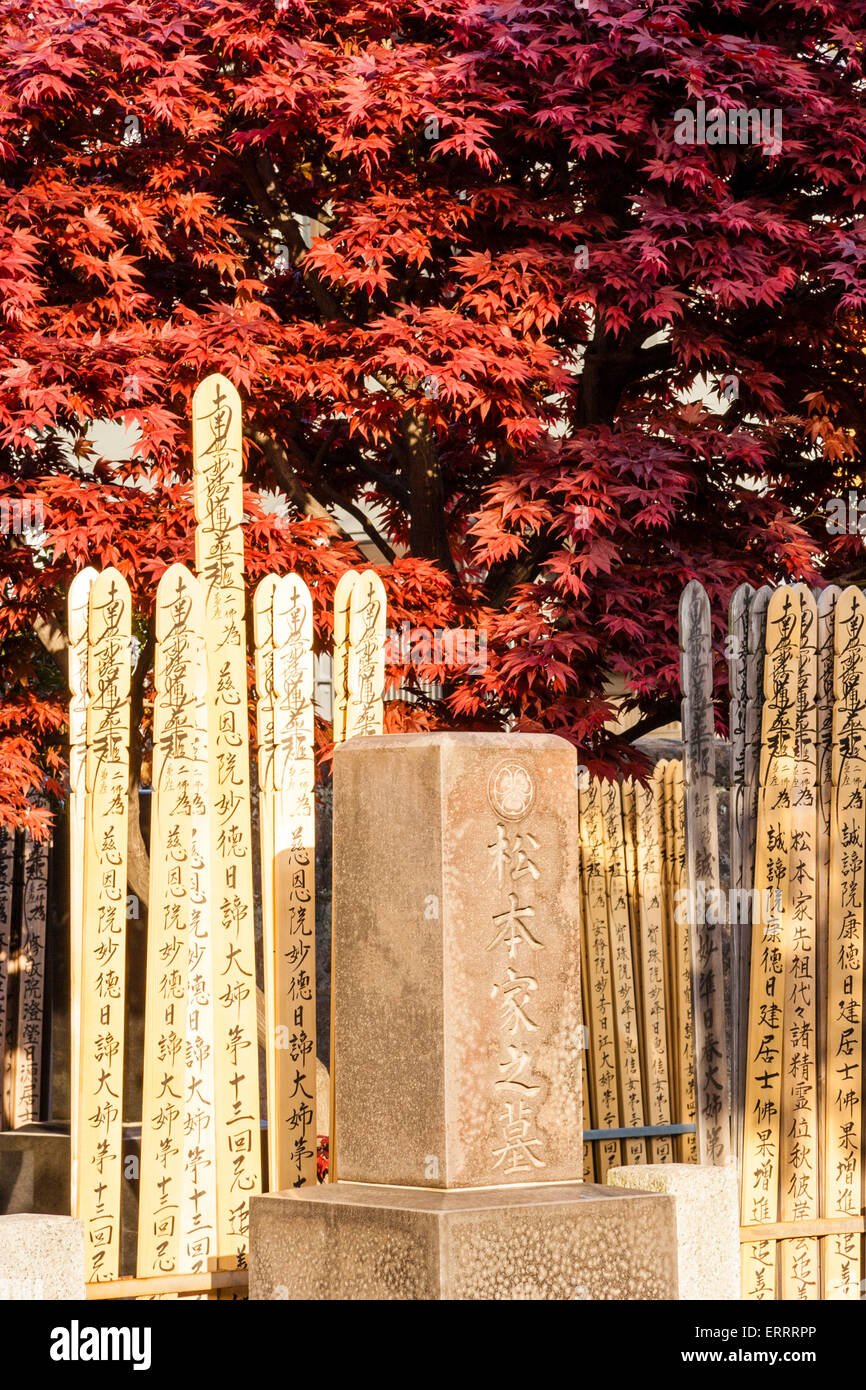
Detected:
left=250, top=733, right=678, bottom=1300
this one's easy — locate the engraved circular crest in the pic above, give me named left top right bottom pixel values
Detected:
left=487, top=760, right=535, bottom=821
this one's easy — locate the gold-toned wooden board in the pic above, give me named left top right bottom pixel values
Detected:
left=813, top=583, right=839, bottom=1301
left=332, top=570, right=359, bottom=746
left=679, top=580, right=731, bottom=1165
left=578, top=779, right=622, bottom=1178
left=822, top=585, right=865, bottom=1300
left=137, top=566, right=205, bottom=1280
left=345, top=570, right=387, bottom=740
left=600, top=779, right=646, bottom=1165
left=330, top=568, right=387, bottom=1183
left=78, top=567, right=132, bottom=1283
left=0, top=825, right=15, bottom=1129
left=737, top=585, right=771, bottom=1165
left=728, top=582, right=753, bottom=1161
left=778, top=585, right=819, bottom=1299
left=635, top=780, right=673, bottom=1163
left=670, top=761, right=697, bottom=1163
left=621, top=778, right=644, bottom=1047
left=12, top=823, right=49, bottom=1126
left=578, top=830, right=597, bottom=1182
left=253, top=575, right=279, bottom=1189
left=741, top=584, right=800, bottom=1299
left=654, top=761, right=677, bottom=1123
left=192, top=373, right=261, bottom=1270
left=271, top=573, right=317, bottom=1190
left=178, top=627, right=216, bottom=1284
left=67, top=565, right=98, bottom=1205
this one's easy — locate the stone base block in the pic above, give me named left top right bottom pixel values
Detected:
left=0, top=1126, right=142, bottom=1276
left=0, top=1214, right=84, bottom=1300
left=607, top=1163, right=740, bottom=1300
left=250, top=1181, right=678, bottom=1301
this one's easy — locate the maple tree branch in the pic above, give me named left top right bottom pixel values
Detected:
left=399, top=407, right=455, bottom=572
left=246, top=427, right=395, bottom=558
left=241, top=153, right=344, bottom=321
left=626, top=698, right=683, bottom=746
left=246, top=426, right=338, bottom=522
left=33, top=611, right=69, bottom=677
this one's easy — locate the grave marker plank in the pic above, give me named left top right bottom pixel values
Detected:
left=192, top=373, right=261, bottom=1269
left=741, top=584, right=800, bottom=1299
left=78, top=567, right=132, bottom=1283
left=137, top=566, right=205, bottom=1279
left=0, top=827, right=14, bottom=1130
left=253, top=575, right=279, bottom=1188
left=679, top=580, right=731, bottom=1164
left=823, top=586, right=865, bottom=1299
left=813, top=583, right=839, bottom=1288
left=737, top=585, right=771, bottom=1163
left=12, top=824, right=49, bottom=1126
left=271, top=573, right=317, bottom=1190
left=728, top=582, right=753, bottom=1159
left=178, top=590, right=217, bottom=1283
left=332, top=570, right=358, bottom=745
left=600, top=779, right=646, bottom=1165
left=634, top=780, right=673, bottom=1163
left=670, top=760, right=697, bottom=1162
left=346, top=571, right=387, bottom=740
left=779, top=586, right=819, bottom=1299
left=578, top=779, right=622, bottom=1178
left=67, top=566, right=97, bottom=1206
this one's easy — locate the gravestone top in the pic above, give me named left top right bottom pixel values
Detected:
left=332, top=731, right=583, bottom=1189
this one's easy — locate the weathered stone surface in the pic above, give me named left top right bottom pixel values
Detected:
left=0, top=1213, right=84, bottom=1299
left=0, top=1126, right=142, bottom=1276
left=332, top=732, right=582, bottom=1188
left=249, top=1182, right=677, bottom=1301
left=607, top=1162, right=740, bottom=1300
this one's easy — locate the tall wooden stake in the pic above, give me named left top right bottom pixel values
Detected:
left=0, top=826, right=13, bottom=1129
left=823, top=586, right=865, bottom=1299
left=253, top=576, right=279, bottom=1188
left=728, top=582, right=753, bottom=1160
left=78, top=567, right=132, bottom=1283
left=779, top=585, right=819, bottom=1299
left=67, top=565, right=97, bottom=1207
left=192, top=373, right=261, bottom=1269
left=600, top=779, right=646, bottom=1165
left=634, top=780, right=673, bottom=1163
left=137, top=565, right=206, bottom=1279
left=271, top=573, right=317, bottom=1189
left=741, top=584, right=800, bottom=1299
left=12, top=824, right=49, bottom=1126
left=578, top=779, right=622, bottom=1178
left=679, top=579, right=731, bottom=1163
left=346, top=570, right=387, bottom=739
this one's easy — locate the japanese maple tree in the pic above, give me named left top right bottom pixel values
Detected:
left=2, top=0, right=866, bottom=855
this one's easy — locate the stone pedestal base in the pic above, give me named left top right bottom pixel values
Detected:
left=250, top=1181, right=678, bottom=1301
left=0, top=1214, right=84, bottom=1299
left=0, top=1125, right=142, bottom=1275
left=607, top=1163, right=741, bottom=1300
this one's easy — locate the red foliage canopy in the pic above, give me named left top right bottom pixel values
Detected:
left=2, top=0, right=866, bottom=834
